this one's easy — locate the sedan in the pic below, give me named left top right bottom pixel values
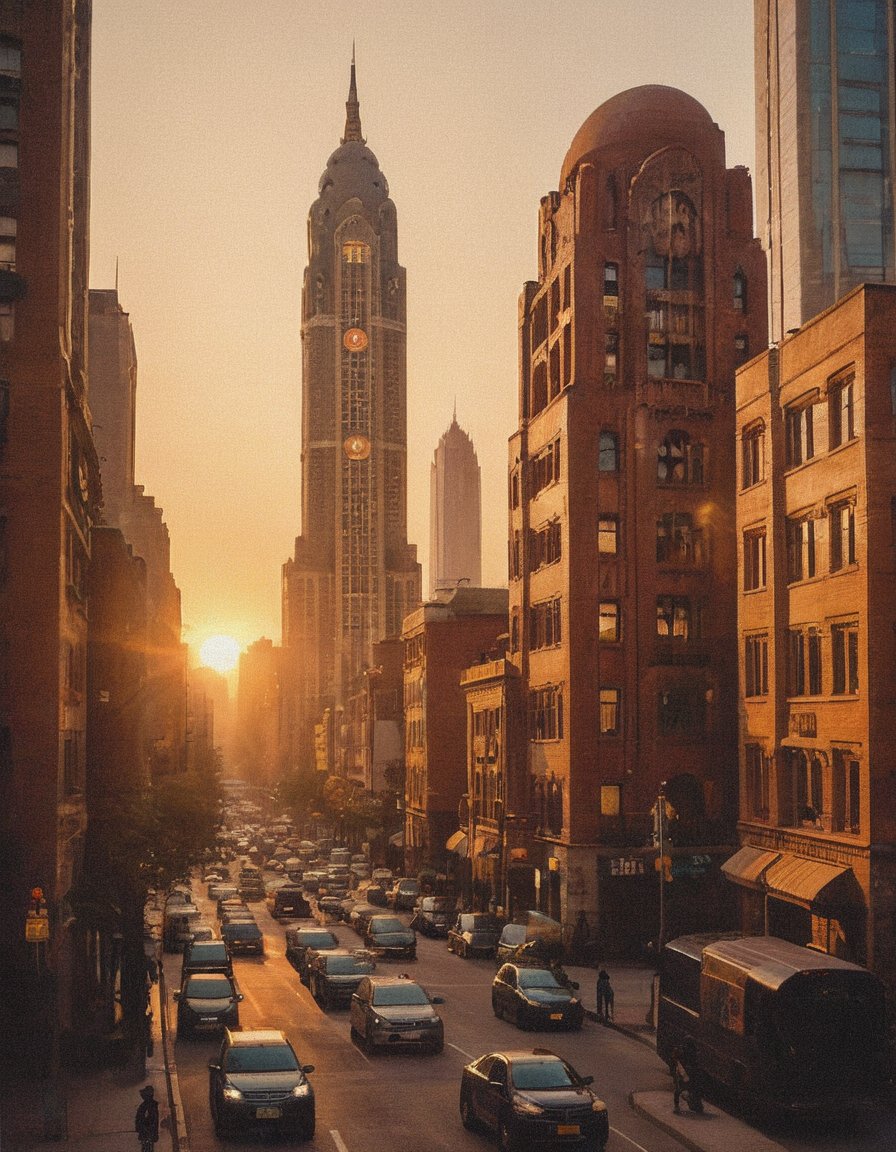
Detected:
left=308, top=948, right=376, bottom=1009
left=492, top=964, right=584, bottom=1031
left=349, top=976, right=444, bottom=1054
left=284, top=927, right=339, bottom=983
left=208, top=1028, right=315, bottom=1140
left=410, top=896, right=453, bottom=938
left=448, top=913, right=502, bottom=959
left=459, top=1049, right=608, bottom=1151
left=363, top=915, right=416, bottom=960
left=174, top=972, right=242, bottom=1038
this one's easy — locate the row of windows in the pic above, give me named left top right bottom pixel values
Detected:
left=529, top=597, right=561, bottom=650
left=743, top=499, right=856, bottom=591
left=744, top=621, right=859, bottom=699
left=529, top=681, right=709, bottom=743
left=745, top=745, right=861, bottom=835
left=598, top=596, right=704, bottom=645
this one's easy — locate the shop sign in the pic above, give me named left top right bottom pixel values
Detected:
left=610, top=856, right=645, bottom=877
left=671, top=854, right=712, bottom=878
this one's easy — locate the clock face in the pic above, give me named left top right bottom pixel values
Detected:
left=343, top=327, right=368, bottom=352
left=343, top=434, right=371, bottom=460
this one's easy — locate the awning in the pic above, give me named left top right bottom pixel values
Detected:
left=721, top=846, right=781, bottom=890
left=474, top=833, right=499, bottom=858
left=388, top=831, right=404, bottom=847
left=445, top=830, right=468, bottom=857
left=764, top=853, right=855, bottom=911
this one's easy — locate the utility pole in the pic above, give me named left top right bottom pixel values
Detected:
left=657, top=780, right=669, bottom=951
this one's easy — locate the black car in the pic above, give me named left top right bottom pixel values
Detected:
left=181, top=939, right=232, bottom=979
left=208, top=1028, right=315, bottom=1140
left=267, top=885, right=312, bottom=920
left=174, top=972, right=241, bottom=1037
left=348, top=902, right=380, bottom=936
left=349, top=976, right=444, bottom=1053
left=459, top=1049, right=608, bottom=1151
left=410, top=896, right=453, bottom=938
left=308, top=948, right=376, bottom=1008
left=221, top=920, right=264, bottom=955
left=361, top=882, right=388, bottom=907
left=387, top=877, right=420, bottom=911
left=364, top=915, right=416, bottom=960
left=492, top=964, right=584, bottom=1031
left=448, top=913, right=502, bottom=959
left=284, top=927, right=339, bottom=983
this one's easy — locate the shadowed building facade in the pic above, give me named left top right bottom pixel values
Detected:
left=429, top=412, right=482, bottom=597
left=282, top=60, right=420, bottom=770
left=508, top=86, right=767, bottom=956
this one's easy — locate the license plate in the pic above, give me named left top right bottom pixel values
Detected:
left=255, top=1106, right=281, bottom=1119
left=557, top=1124, right=580, bottom=1135
left=550, top=1013, right=563, bottom=1020
left=402, top=1030, right=421, bottom=1040
left=200, top=1016, right=217, bottom=1023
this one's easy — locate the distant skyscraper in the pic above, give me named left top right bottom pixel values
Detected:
left=282, top=58, right=421, bottom=765
left=429, top=412, right=481, bottom=597
left=756, top=0, right=896, bottom=340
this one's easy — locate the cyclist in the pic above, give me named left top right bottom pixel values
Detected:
left=135, top=1085, right=159, bottom=1151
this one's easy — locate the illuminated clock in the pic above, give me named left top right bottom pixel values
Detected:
left=343, top=434, right=371, bottom=460
left=343, top=327, right=368, bottom=352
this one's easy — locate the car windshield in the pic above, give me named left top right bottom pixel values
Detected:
left=371, top=984, right=430, bottom=1007
left=226, top=924, right=259, bottom=937
left=326, top=956, right=371, bottom=974
left=501, top=925, right=527, bottom=945
left=517, top=968, right=563, bottom=990
left=224, top=1044, right=300, bottom=1073
left=189, top=945, right=227, bottom=964
left=461, top=915, right=496, bottom=931
left=371, top=918, right=405, bottom=933
left=299, top=933, right=337, bottom=948
left=186, top=977, right=232, bottom=998
left=511, top=1059, right=578, bottom=1090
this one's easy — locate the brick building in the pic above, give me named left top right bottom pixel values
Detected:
left=729, top=282, right=896, bottom=988
left=508, top=85, right=767, bottom=956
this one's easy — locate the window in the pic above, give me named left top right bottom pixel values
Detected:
left=604, top=262, right=618, bottom=299
left=657, top=512, right=702, bottom=565
left=656, top=596, right=691, bottom=640
left=786, top=750, right=823, bottom=826
left=510, top=531, right=521, bottom=580
left=529, top=598, right=562, bottom=650
left=0, top=41, right=21, bottom=77
left=733, top=268, right=747, bottom=312
left=745, top=743, right=769, bottom=819
left=657, top=430, right=703, bottom=484
left=0, top=142, right=17, bottom=168
left=657, top=682, right=705, bottom=734
left=510, top=470, right=520, bottom=509
left=530, top=520, right=561, bottom=570
left=743, top=528, right=766, bottom=590
left=832, top=750, right=860, bottom=834
left=829, top=501, right=856, bottom=570
left=832, top=621, right=859, bottom=694
left=529, top=686, right=563, bottom=741
left=604, top=331, right=619, bottom=384
left=599, top=687, right=621, bottom=735
left=741, top=423, right=764, bottom=488
left=828, top=376, right=855, bottom=448
left=598, top=600, right=619, bottom=642
left=342, top=241, right=368, bottom=263
left=598, top=515, right=618, bottom=555
left=787, top=629, right=806, bottom=695
left=0, top=216, right=15, bottom=270
left=807, top=629, right=822, bottom=694
left=598, top=430, right=618, bottom=472
left=785, top=402, right=814, bottom=466
left=531, top=438, right=561, bottom=495
left=0, top=101, right=17, bottom=130
left=744, top=634, right=768, bottom=697
left=786, top=516, right=816, bottom=582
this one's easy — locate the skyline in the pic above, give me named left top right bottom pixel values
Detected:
left=88, top=1, right=757, bottom=657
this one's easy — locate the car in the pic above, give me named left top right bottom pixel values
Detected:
left=163, top=905, right=203, bottom=953
left=308, top=948, right=376, bottom=1009
left=208, top=1028, right=315, bottom=1140
left=350, top=976, right=444, bottom=1054
left=221, top=908, right=256, bottom=927
left=410, top=895, right=453, bottom=938
left=363, top=915, right=416, bottom=960
left=348, top=902, right=380, bottom=936
left=189, top=921, right=216, bottom=943
left=220, top=921, right=264, bottom=955
left=174, top=971, right=242, bottom=1037
left=492, top=964, right=584, bottom=1031
left=216, top=894, right=245, bottom=918
left=203, top=870, right=225, bottom=885
left=448, top=913, right=502, bottom=959
left=182, top=939, right=233, bottom=980
left=372, top=868, right=393, bottom=886
left=495, top=923, right=530, bottom=965
left=284, top=927, right=339, bottom=982
left=317, top=894, right=346, bottom=918
left=267, top=885, right=312, bottom=920
left=459, top=1049, right=608, bottom=1151
left=361, top=882, right=388, bottom=907
left=208, top=881, right=239, bottom=903
left=387, top=877, right=420, bottom=911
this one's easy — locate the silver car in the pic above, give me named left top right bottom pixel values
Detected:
left=349, top=975, right=444, bottom=1053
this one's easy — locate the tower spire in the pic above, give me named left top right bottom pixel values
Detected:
left=342, top=44, right=365, bottom=144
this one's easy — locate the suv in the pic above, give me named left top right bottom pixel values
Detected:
left=182, top=939, right=232, bottom=979
left=350, top=976, right=444, bottom=1053
left=308, top=948, right=376, bottom=1009
left=174, top=971, right=241, bottom=1037
left=284, top=927, right=339, bottom=983
left=387, top=877, right=420, bottom=911
left=208, top=1029, right=315, bottom=1140
left=221, top=920, right=264, bottom=955
left=267, top=885, right=311, bottom=920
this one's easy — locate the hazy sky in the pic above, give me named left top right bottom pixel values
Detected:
left=89, top=1, right=756, bottom=658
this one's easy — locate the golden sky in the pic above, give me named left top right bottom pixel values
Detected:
left=88, top=0, right=756, bottom=657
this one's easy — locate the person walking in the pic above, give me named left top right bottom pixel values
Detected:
left=595, top=969, right=614, bottom=1024
left=135, top=1085, right=159, bottom=1152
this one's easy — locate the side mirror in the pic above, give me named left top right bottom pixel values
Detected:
left=172, top=991, right=180, bottom=1001
left=208, top=1061, right=220, bottom=1071
left=430, top=996, right=445, bottom=1005
left=302, top=1064, right=315, bottom=1075
left=581, top=1074, right=594, bottom=1086
left=570, top=981, right=580, bottom=990
left=237, top=993, right=244, bottom=1001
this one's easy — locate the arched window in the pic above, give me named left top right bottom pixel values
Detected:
left=598, top=430, right=618, bottom=472
left=657, top=429, right=703, bottom=484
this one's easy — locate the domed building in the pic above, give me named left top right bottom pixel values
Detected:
left=283, top=58, right=421, bottom=767
left=504, top=86, right=767, bottom=955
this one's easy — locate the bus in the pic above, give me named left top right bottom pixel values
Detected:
left=657, top=934, right=891, bottom=1116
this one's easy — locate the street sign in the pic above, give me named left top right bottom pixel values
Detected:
left=25, top=914, right=50, bottom=942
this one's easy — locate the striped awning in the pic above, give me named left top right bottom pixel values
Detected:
left=445, top=830, right=469, bottom=857
left=721, top=845, right=781, bottom=890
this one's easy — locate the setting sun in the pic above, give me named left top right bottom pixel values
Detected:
left=198, top=634, right=242, bottom=674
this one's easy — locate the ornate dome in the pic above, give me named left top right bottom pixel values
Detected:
left=314, top=56, right=390, bottom=212
left=560, top=85, right=716, bottom=186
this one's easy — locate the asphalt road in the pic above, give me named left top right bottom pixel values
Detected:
left=167, top=888, right=690, bottom=1152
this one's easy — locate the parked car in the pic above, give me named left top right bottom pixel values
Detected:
left=284, top=927, right=339, bottom=982
left=492, top=963, right=584, bottom=1031
left=350, top=976, right=444, bottom=1053
left=174, top=971, right=242, bottom=1038
left=496, top=912, right=564, bottom=966
left=364, top=915, right=416, bottom=960
left=208, top=1028, right=315, bottom=1140
left=267, top=885, right=312, bottom=920
left=372, top=868, right=393, bottom=886
left=448, top=913, right=502, bottom=959
left=308, top=948, right=376, bottom=1009
left=410, top=896, right=453, bottom=938
left=220, top=920, right=264, bottom=956
left=163, top=905, right=202, bottom=953
left=387, top=877, right=420, bottom=911
left=189, top=921, right=216, bottom=943
left=459, top=1049, right=608, bottom=1151
left=181, top=939, right=232, bottom=980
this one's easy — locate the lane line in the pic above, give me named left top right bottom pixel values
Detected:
left=330, top=1129, right=350, bottom=1152
left=610, top=1125, right=651, bottom=1152
left=447, top=1041, right=476, bottom=1061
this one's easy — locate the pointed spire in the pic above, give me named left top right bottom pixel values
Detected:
left=342, top=44, right=365, bottom=145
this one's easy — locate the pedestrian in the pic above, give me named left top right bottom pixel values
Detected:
left=669, top=1046, right=688, bottom=1113
left=135, top=1085, right=159, bottom=1151
left=680, top=1037, right=704, bottom=1113
left=595, top=969, right=614, bottom=1023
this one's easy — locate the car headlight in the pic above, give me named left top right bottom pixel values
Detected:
left=513, top=1096, right=545, bottom=1117
left=222, top=1084, right=243, bottom=1102
left=592, top=1098, right=608, bottom=1113
left=291, top=1082, right=312, bottom=1098
left=372, top=1013, right=388, bottom=1027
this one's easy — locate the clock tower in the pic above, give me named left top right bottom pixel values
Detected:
left=283, top=56, right=421, bottom=766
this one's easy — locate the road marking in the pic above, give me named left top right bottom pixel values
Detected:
left=330, top=1129, right=350, bottom=1151
left=447, top=1041, right=476, bottom=1061
left=610, top=1126, right=651, bottom=1152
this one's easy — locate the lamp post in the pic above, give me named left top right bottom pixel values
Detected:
left=657, top=780, right=669, bottom=951
left=493, top=799, right=505, bottom=917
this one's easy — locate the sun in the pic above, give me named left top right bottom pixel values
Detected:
left=198, top=634, right=242, bottom=674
